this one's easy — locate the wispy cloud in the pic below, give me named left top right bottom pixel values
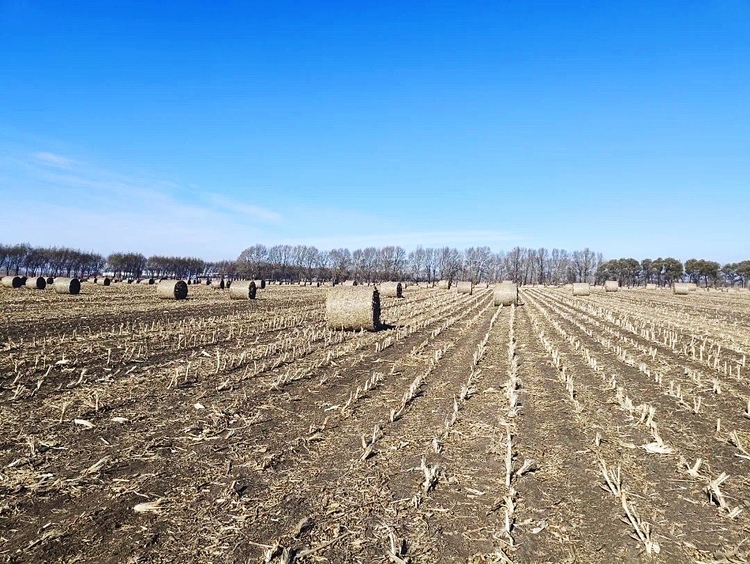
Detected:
left=32, top=151, right=75, bottom=169
left=208, top=194, right=283, bottom=224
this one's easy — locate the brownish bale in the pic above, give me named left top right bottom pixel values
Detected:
left=493, top=282, right=518, bottom=306
left=229, top=280, right=257, bottom=300
left=456, top=281, right=473, bottom=295
left=25, top=276, right=46, bottom=290
left=1, top=275, right=23, bottom=289
left=54, top=278, right=81, bottom=295
left=604, top=280, right=619, bottom=292
left=157, top=280, right=188, bottom=300
left=326, top=286, right=380, bottom=331
left=378, top=281, right=403, bottom=298
left=572, top=283, right=591, bottom=296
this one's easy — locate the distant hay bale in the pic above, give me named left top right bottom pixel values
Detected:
left=688, top=283, right=698, bottom=292
left=97, top=277, right=111, bottom=286
left=229, top=280, right=257, bottom=300
left=326, top=286, right=380, bottom=331
left=456, top=281, right=473, bottom=295
left=1, top=276, right=23, bottom=289
left=211, top=279, right=225, bottom=290
left=494, top=283, right=518, bottom=306
left=143, top=278, right=155, bottom=285
left=437, top=280, right=451, bottom=289
left=572, top=283, right=591, bottom=296
left=253, top=279, right=266, bottom=289
left=25, top=276, right=47, bottom=290
left=46, top=277, right=54, bottom=285
left=157, top=280, right=188, bottom=300
left=604, top=280, right=619, bottom=292
left=54, top=277, right=81, bottom=295
left=646, top=283, right=657, bottom=290
left=673, top=283, right=693, bottom=295
left=342, top=280, right=358, bottom=286
left=379, top=282, right=403, bottom=298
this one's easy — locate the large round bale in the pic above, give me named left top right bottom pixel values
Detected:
left=379, top=281, right=403, bottom=298
left=572, top=283, right=591, bottom=296
left=326, top=286, right=380, bottom=331
left=604, top=280, right=619, bottom=292
left=252, top=279, right=266, bottom=290
left=25, top=276, right=47, bottom=290
left=54, top=277, right=81, bottom=295
left=645, top=283, right=657, bottom=290
left=157, top=279, right=188, bottom=300
left=1, top=275, right=23, bottom=289
left=342, top=280, right=358, bottom=286
left=437, top=280, right=451, bottom=289
left=456, top=281, right=473, bottom=295
left=211, top=279, right=225, bottom=290
left=142, top=278, right=155, bottom=285
left=229, top=280, right=257, bottom=300
left=688, top=283, right=698, bottom=292
left=97, top=277, right=111, bottom=286
left=46, top=277, right=54, bottom=285
left=673, top=283, right=693, bottom=295
left=494, top=283, right=518, bottom=306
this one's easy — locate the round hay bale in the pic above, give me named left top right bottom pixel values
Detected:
left=157, top=279, right=188, bottom=300
left=456, top=281, right=473, bottom=295
left=143, top=278, right=155, bottom=285
left=688, top=283, right=698, bottom=292
left=645, top=283, right=657, bottom=290
left=572, top=283, right=591, bottom=296
left=1, top=275, right=23, bottom=289
left=326, top=286, right=380, bottom=331
left=97, top=277, right=111, bottom=286
left=673, top=282, right=693, bottom=295
left=229, top=280, right=257, bottom=300
left=342, top=280, right=358, bottom=286
left=211, top=279, right=225, bottom=290
left=493, top=283, right=518, bottom=306
left=54, top=277, right=81, bottom=295
left=379, top=281, right=403, bottom=298
left=253, top=279, right=266, bottom=290
left=25, top=276, right=47, bottom=290
left=604, top=280, right=619, bottom=292
left=46, top=277, right=54, bottom=285
left=437, top=280, right=451, bottom=289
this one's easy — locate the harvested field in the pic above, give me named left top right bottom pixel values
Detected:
left=1, top=284, right=749, bottom=563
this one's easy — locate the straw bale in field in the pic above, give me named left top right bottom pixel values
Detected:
left=342, top=280, right=358, bottom=286
left=572, top=283, right=591, bottom=296
left=25, top=276, right=46, bottom=290
left=229, top=280, right=257, bottom=300
left=604, top=280, right=619, bottom=292
left=2, top=276, right=23, bottom=289
left=437, top=280, right=451, bottom=289
left=253, top=279, right=266, bottom=289
left=326, top=286, right=380, bottom=331
left=379, top=281, right=402, bottom=298
left=157, top=279, right=188, bottom=300
left=494, top=282, right=518, bottom=306
left=46, top=277, right=54, bottom=285
left=456, top=281, right=473, bottom=295
left=673, top=282, right=693, bottom=295
left=211, top=279, right=225, bottom=290
left=646, top=283, right=657, bottom=290
left=54, top=277, right=81, bottom=295
left=97, top=277, right=111, bottom=286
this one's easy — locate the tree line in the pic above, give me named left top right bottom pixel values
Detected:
left=597, top=257, right=750, bottom=287
left=3, top=241, right=747, bottom=287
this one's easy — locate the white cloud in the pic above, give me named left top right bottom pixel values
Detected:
left=207, top=194, right=283, bottom=224
left=32, top=151, right=75, bottom=169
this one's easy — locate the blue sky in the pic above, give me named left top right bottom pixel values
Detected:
left=1, top=1, right=748, bottom=262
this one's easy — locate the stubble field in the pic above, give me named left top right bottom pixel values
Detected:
left=1, top=282, right=749, bottom=563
